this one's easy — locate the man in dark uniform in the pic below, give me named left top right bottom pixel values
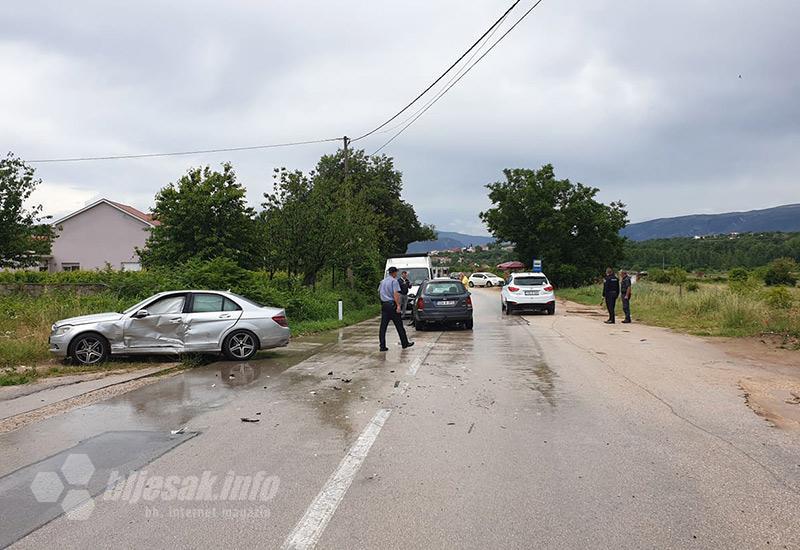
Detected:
left=378, top=267, right=414, bottom=352
left=620, top=270, right=632, bottom=323
left=398, top=270, right=411, bottom=319
left=602, top=267, right=620, bottom=324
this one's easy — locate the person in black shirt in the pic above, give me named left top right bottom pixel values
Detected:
left=602, top=268, right=620, bottom=324
left=620, top=270, right=632, bottom=323
left=398, top=270, right=411, bottom=319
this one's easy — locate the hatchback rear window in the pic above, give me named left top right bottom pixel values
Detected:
left=425, top=282, right=466, bottom=295
left=513, top=277, right=548, bottom=286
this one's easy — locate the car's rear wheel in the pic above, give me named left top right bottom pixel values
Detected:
left=546, top=304, right=556, bottom=315
left=69, top=333, right=109, bottom=366
left=414, top=319, right=426, bottom=331
left=464, top=319, right=473, bottom=330
left=486, top=281, right=493, bottom=288
left=505, top=303, right=513, bottom=315
left=223, top=330, right=259, bottom=361
left=468, top=281, right=474, bottom=288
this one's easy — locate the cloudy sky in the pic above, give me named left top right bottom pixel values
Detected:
left=2, top=0, right=798, bottom=235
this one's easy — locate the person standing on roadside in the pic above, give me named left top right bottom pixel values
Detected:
left=398, top=270, right=411, bottom=319
left=620, top=270, right=632, bottom=323
left=602, top=267, right=620, bottom=324
left=378, top=267, right=414, bottom=352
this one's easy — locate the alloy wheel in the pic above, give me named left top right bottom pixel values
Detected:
left=74, top=336, right=105, bottom=365
left=228, top=333, right=256, bottom=359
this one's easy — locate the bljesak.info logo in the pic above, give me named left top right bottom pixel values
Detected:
left=30, top=453, right=280, bottom=521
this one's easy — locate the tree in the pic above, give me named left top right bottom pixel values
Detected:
left=314, top=149, right=435, bottom=256
left=261, top=165, right=381, bottom=287
left=0, top=153, right=54, bottom=268
left=764, top=257, right=798, bottom=286
left=479, top=164, right=628, bottom=287
left=140, top=163, right=261, bottom=269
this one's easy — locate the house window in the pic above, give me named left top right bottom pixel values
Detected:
left=62, top=263, right=80, bottom=272
left=121, top=262, right=142, bottom=272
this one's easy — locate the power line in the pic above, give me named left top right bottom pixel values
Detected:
left=371, top=7, right=509, bottom=138
left=27, top=137, right=343, bottom=164
left=351, top=0, right=524, bottom=143
left=371, top=0, right=546, bottom=156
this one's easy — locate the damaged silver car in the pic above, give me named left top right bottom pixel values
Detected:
left=49, top=290, right=290, bottom=365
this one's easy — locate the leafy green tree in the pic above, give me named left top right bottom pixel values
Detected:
left=764, top=257, right=798, bottom=286
left=261, top=166, right=381, bottom=287
left=0, top=153, right=54, bottom=268
left=140, top=163, right=261, bottom=269
left=315, top=149, right=435, bottom=256
left=479, top=164, right=628, bottom=287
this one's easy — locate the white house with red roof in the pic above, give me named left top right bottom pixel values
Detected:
left=47, top=198, right=159, bottom=272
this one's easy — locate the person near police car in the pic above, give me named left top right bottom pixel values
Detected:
left=398, top=270, right=411, bottom=318
left=378, top=267, right=414, bottom=352
left=620, top=269, right=632, bottom=323
left=602, top=267, right=620, bottom=324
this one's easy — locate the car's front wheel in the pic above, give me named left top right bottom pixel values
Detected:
left=69, top=333, right=109, bottom=366
left=223, top=330, right=259, bottom=361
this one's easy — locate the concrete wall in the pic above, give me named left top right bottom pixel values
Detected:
left=50, top=202, right=151, bottom=272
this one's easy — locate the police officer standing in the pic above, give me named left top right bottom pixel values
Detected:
left=620, top=270, right=632, bottom=323
left=602, top=267, right=620, bottom=324
left=378, top=267, right=414, bottom=352
left=398, top=270, right=411, bottom=318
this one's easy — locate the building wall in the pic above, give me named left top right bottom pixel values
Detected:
left=50, top=202, right=151, bottom=272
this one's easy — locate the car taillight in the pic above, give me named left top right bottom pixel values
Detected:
left=544, top=285, right=553, bottom=292
left=465, top=296, right=472, bottom=308
left=416, top=297, right=424, bottom=310
left=508, top=286, right=519, bottom=292
left=272, top=314, right=288, bottom=327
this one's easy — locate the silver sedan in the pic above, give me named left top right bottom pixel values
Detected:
left=49, top=290, right=290, bottom=365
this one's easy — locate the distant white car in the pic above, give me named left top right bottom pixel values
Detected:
left=501, top=272, right=555, bottom=315
left=468, top=272, right=505, bottom=288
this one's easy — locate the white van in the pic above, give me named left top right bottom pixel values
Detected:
left=385, top=254, right=433, bottom=316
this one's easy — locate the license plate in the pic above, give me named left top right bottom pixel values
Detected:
left=437, top=300, right=456, bottom=306
left=524, top=291, right=539, bottom=296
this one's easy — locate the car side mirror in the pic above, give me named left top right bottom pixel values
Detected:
left=133, top=309, right=149, bottom=319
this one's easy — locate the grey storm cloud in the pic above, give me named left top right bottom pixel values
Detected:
left=2, top=0, right=798, bottom=235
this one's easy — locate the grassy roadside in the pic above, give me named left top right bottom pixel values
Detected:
left=558, top=281, right=800, bottom=341
left=0, top=292, right=379, bottom=386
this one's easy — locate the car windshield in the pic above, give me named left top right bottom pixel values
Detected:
left=425, top=282, right=466, bottom=296
left=513, top=276, right=548, bottom=286
left=401, top=268, right=430, bottom=286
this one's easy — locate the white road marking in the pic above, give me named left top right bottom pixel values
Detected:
left=407, top=334, right=440, bottom=376
left=280, top=408, right=392, bottom=550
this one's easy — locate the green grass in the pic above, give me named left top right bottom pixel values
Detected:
left=559, top=281, right=800, bottom=338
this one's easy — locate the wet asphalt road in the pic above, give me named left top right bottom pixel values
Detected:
left=2, top=288, right=800, bottom=549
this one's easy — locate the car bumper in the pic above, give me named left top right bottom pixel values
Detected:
left=505, top=298, right=555, bottom=310
left=416, top=307, right=473, bottom=322
left=48, top=333, right=70, bottom=357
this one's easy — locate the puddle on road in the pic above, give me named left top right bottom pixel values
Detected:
left=0, top=330, right=345, bottom=451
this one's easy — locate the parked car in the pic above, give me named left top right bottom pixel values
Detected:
left=468, top=272, right=505, bottom=288
left=501, top=273, right=555, bottom=315
left=412, top=278, right=473, bottom=330
left=49, top=290, right=290, bottom=365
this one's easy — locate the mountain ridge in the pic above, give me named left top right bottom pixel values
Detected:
left=407, top=231, right=493, bottom=253
left=621, top=203, right=800, bottom=241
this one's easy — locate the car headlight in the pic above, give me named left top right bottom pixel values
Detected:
left=51, top=325, right=73, bottom=336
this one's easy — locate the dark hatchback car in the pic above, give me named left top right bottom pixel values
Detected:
left=412, top=279, right=473, bottom=330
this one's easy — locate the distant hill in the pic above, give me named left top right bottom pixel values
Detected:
left=621, top=204, right=800, bottom=241
left=407, top=231, right=494, bottom=253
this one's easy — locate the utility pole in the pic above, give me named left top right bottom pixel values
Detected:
left=342, top=135, right=350, bottom=180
